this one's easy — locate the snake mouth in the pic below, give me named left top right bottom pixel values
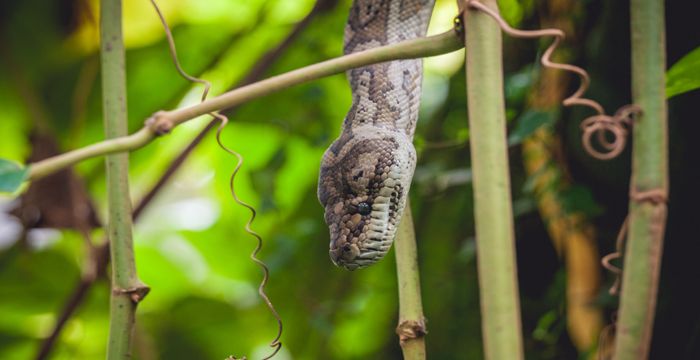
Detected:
left=329, top=237, right=393, bottom=270
left=328, top=171, right=403, bottom=270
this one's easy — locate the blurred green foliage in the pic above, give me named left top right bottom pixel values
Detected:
left=1, top=0, right=699, bottom=359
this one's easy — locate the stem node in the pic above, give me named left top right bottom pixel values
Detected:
left=112, top=285, right=151, bottom=303
left=145, top=111, right=174, bottom=135
left=396, top=319, right=428, bottom=344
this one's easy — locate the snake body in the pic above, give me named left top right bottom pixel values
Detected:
left=318, top=0, right=434, bottom=270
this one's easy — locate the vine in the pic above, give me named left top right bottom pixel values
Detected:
left=149, top=1, right=283, bottom=357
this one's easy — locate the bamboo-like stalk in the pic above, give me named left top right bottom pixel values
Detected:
left=463, top=1, right=524, bottom=359
left=101, top=1, right=149, bottom=358
left=26, top=30, right=462, bottom=182
left=613, top=0, right=668, bottom=358
left=394, top=202, right=426, bottom=360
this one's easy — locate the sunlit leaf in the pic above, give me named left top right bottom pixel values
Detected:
left=667, top=46, right=700, bottom=98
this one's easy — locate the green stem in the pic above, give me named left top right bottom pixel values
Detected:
left=26, top=30, right=462, bottom=182
left=101, top=1, right=148, bottom=358
left=29, top=127, right=154, bottom=181
left=613, top=0, right=668, bottom=358
left=394, top=202, right=426, bottom=359
left=463, top=1, right=524, bottom=359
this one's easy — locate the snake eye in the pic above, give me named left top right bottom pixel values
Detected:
left=357, top=202, right=371, bottom=215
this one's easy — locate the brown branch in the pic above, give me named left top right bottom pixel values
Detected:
left=35, top=242, right=109, bottom=360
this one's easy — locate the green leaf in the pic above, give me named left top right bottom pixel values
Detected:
left=560, top=185, right=604, bottom=217
left=666, top=46, right=700, bottom=98
left=505, top=66, right=536, bottom=106
left=0, top=158, right=28, bottom=193
left=508, top=110, right=555, bottom=146
left=497, top=0, right=524, bottom=26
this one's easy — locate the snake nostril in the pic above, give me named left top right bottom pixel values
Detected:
left=338, top=242, right=361, bottom=261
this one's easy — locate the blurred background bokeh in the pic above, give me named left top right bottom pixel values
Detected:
left=1, top=0, right=698, bottom=359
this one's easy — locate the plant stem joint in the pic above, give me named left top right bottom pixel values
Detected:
left=112, top=285, right=151, bottom=303
left=145, top=111, right=174, bottom=135
left=396, top=318, right=428, bottom=344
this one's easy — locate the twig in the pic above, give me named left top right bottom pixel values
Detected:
left=26, top=29, right=462, bottom=181
left=394, top=203, right=427, bottom=359
left=35, top=242, right=109, bottom=360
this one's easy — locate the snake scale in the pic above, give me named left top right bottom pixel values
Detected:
left=318, top=0, right=434, bottom=270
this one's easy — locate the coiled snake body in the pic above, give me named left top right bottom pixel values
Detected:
left=318, top=0, right=434, bottom=270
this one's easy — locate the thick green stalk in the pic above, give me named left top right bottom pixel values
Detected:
left=394, top=202, right=426, bottom=359
left=463, top=1, right=524, bottom=359
left=101, top=0, right=148, bottom=358
left=613, top=0, right=668, bottom=358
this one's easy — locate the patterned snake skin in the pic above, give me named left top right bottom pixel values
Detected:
left=318, top=0, right=434, bottom=270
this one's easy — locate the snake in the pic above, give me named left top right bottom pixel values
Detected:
left=318, top=0, right=434, bottom=270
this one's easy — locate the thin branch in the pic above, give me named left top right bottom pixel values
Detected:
left=29, top=127, right=154, bottom=182
left=35, top=242, right=109, bottom=360
left=26, top=29, right=462, bottom=181
left=131, top=122, right=213, bottom=219
left=394, top=203, right=427, bottom=359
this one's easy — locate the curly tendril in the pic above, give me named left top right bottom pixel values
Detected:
left=466, top=0, right=639, bottom=160
left=149, top=1, right=283, bottom=358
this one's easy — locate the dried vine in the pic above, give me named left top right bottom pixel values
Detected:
left=214, top=113, right=283, bottom=360
left=466, top=0, right=638, bottom=160
left=150, top=1, right=283, bottom=358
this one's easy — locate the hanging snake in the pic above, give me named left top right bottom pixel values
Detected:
left=318, top=0, right=434, bottom=270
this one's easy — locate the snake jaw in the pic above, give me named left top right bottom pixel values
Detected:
left=319, top=135, right=414, bottom=270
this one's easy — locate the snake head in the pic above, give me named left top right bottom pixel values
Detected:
left=318, top=132, right=415, bottom=270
